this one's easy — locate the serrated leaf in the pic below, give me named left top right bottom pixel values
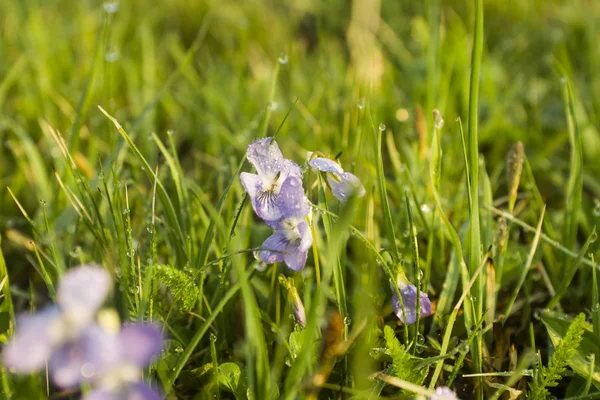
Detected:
left=541, top=311, right=600, bottom=387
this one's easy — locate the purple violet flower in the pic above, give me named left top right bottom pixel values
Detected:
left=391, top=276, right=432, bottom=325
left=256, top=175, right=313, bottom=271
left=3, top=265, right=111, bottom=386
left=431, top=386, right=458, bottom=400
left=240, top=138, right=303, bottom=222
left=308, top=156, right=365, bottom=201
left=81, top=323, right=163, bottom=400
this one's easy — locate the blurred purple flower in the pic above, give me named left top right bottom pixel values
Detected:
left=240, top=138, right=303, bottom=222
left=3, top=265, right=111, bottom=384
left=431, top=386, right=458, bottom=400
left=256, top=175, right=312, bottom=271
left=391, top=279, right=432, bottom=326
left=308, top=157, right=365, bottom=201
left=81, top=324, right=163, bottom=400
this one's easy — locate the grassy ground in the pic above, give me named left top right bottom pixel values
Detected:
left=1, top=0, right=600, bottom=398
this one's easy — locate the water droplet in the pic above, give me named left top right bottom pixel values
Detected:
left=369, top=348, right=385, bottom=358
left=39, top=199, right=47, bottom=205
left=167, top=130, right=174, bottom=136
left=70, top=247, right=80, bottom=258
left=278, top=52, right=288, bottom=65
left=255, top=261, right=268, bottom=272
left=343, top=316, right=351, bottom=326
left=590, top=231, right=598, bottom=243
left=378, top=123, right=386, bottom=132
left=357, top=97, right=366, bottom=110
left=560, top=77, right=567, bottom=84
left=593, top=304, right=600, bottom=312
left=127, top=249, right=135, bottom=257
left=417, top=334, right=426, bottom=345
left=433, top=109, right=444, bottom=129
left=210, top=333, right=217, bottom=343
left=146, top=225, right=154, bottom=234
left=268, top=101, right=278, bottom=111
left=594, top=199, right=600, bottom=216
left=104, top=47, right=119, bottom=63
left=533, top=310, right=542, bottom=320
left=103, top=1, right=119, bottom=14
left=420, top=204, right=431, bottom=213
left=122, top=208, right=130, bottom=215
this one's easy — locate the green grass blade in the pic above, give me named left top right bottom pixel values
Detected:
left=502, top=206, right=545, bottom=323
left=467, top=0, right=484, bottom=386
left=547, top=227, right=596, bottom=309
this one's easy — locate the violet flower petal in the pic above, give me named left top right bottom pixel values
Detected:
left=57, top=265, right=111, bottom=321
left=277, top=175, right=310, bottom=220
left=258, top=231, right=287, bottom=264
left=392, top=284, right=432, bottom=325
left=282, top=220, right=312, bottom=271
left=239, top=172, right=262, bottom=198
left=118, top=324, right=163, bottom=367
left=309, top=157, right=344, bottom=174
left=50, top=325, right=119, bottom=388
left=83, top=382, right=161, bottom=400
left=246, top=138, right=301, bottom=178
left=327, top=172, right=366, bottom=202
left=2, top=306, right=61, bottom=373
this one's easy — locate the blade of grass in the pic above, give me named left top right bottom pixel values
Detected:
left=372, top=114, right=399, bottom=258
left=547, top=227, right=596, bottom=309
left=467, top=0, right=484, bottom=387
left=502, top=206, right=545, bottom=323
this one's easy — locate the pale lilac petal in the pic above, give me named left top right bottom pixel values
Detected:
left=246, top=138, right=284, bottom=177
left=2, top=307, right=61, bottom=373
left=282, top=220, right=312, bottom=271
left=83, top=383, right=161, bottom=400
left=50, top=325, right=119, bottom=388
left=247, top=139, right=302, bottom=178
left=392, top=284, right=432, bottom=325
left=251, top=190, right=284, bottom=222
left=240, top=172, right=262, bottom=198
left=258, top=231, right=287, bottom=264
left=309, top=157, right=344, bottom=174
left=118, top=324, right=163, bottom=367
left=127, top=381, right=162, bottom=400
left=327, top=172, right=365, bottom=202
left=431, top=386, right=457, bottom=400
left=277, top=175, right=310, bottom=219
left=82, top=389, right=113, bottom=400
left=57, top=265, right=111, bottom=320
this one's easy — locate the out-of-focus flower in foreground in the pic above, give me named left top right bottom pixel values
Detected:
left=308, top=156, right=365, bottom=201
left=430, top=386, right=458, bottom=400
left=3, top=265, right=111, bottom=387
left=240, top=138, right=303, bottom=222
left=82, top=323, right=163, bottom=400
left=391, top=273, right=432, bottom=325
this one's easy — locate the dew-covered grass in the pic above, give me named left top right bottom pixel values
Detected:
left=2, top=0, right=600, bottom=399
